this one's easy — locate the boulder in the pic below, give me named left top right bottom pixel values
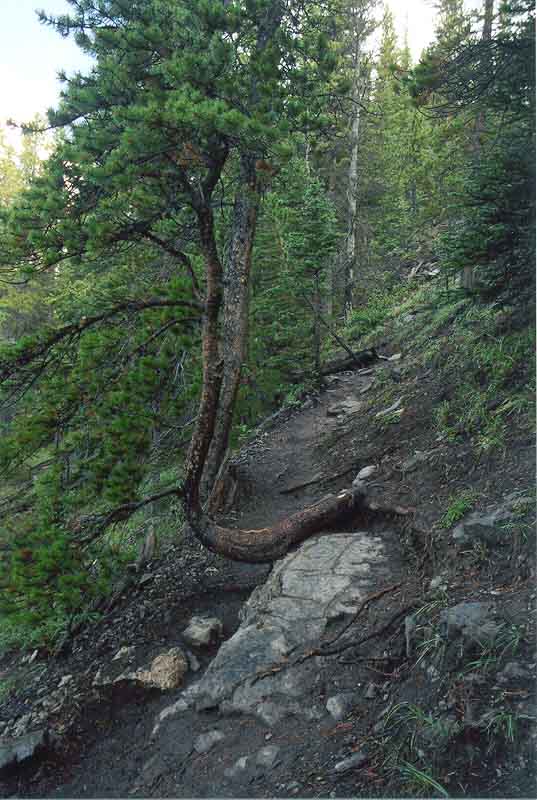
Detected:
left=193, top=531, right=394, bottom=725
left=183, top=616, right=223, bottom=648
left=453, top=508, right=513, bottom=546
left=0, top=729, right=47, bottom=771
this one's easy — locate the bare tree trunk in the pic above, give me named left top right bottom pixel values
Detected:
left=198, top=2, right=285, bottom=506
left=202, top=154, right=260, bottom=503
left=463, top=0, right=494, bottom=291
left=183, top=205, right=224, bottom=516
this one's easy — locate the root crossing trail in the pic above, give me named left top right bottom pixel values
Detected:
left=4, top=366, right=412, bottom=799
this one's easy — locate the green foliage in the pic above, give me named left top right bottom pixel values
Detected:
left=439, top=490, right=477, bottom=528
left=0, top=466, right=117, bottom=646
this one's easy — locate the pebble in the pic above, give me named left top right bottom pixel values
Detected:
left=334, top=751, right=368, bottom=773
left=256, top=745, right=281, bottom=769
left=193, top=729, right=225, bottom=754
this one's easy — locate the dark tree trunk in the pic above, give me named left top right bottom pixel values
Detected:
left=201, top=154, right=261, bottom=503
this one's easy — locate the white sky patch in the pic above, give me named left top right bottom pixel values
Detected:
left=1, top=1, right=484, bottom=150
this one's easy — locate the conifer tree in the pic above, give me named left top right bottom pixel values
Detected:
left=0, top=0, right=353, bottom=630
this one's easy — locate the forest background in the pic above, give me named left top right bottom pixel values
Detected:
left=0, top=0, right=534, bottom=648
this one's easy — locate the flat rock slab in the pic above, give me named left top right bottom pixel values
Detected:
left=192, top=532, right=393, bottom=723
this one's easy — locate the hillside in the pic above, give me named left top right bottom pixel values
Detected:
left=1, top=278, right=535, bottom=799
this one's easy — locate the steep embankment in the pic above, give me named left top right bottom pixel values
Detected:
left=0, top=282, right=535, bottom=799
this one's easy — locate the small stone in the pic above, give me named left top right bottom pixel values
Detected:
left=144, top=648, right=188, bottom=690
left=327, top=399, right=362, bottom=417
left=429, top=574, right=448, bottom=591
left=186, top=651, right=201, bottom=672
left=356, top=465, right=377, bottom=481
left=326, top=693, right=356, bottom=721
left=402, top=451, right=430, bottom=472
left=224, top=756, right=248, bottom=778
left=57, top=674, right=73, bottom=689
left=404, top=614, right=416, bottom=657
left=256, top=745, right=281, bottom=769
left=112, top=646, right=135, bottom=662
left=375, top=397, right=403, bottom=418
left=388, top=353, right=402, bottom=361
left=364, top=683, right=377, bottom=699
left=334, top=751, right=368, bottom=773
left=183, top=616, right=223, bottom=647
left=193, top=729, right=225, bottom=754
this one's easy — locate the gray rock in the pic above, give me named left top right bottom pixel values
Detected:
left=498, top=662, right=531, bottom=682
left=151, top=697, right=189, bottom=738
left=364, top=683, right=377, bottom=699
left=224, top=756, right=249, bottom=778
left=327, top=399, right=362, bottom=417
left=375, top=397, right=404, bottom=418
left=388, top=353, right=402, bottom=361
left=402, top=451, right=430, bottom=472
left=183, top=616, right=223, bottom=647
left=186, top=651, right=201, bottom=672
left=429, top=573, right=448, bottom=592
left=326, top=693, right=357, bottom=721
left=440, top=602, right=499, bottom=647
left=57, top=674, right=74, bottom=689
left=404, top=614, right=417, bottom=657
left=356, top=465, right=377, bottom=481
left=453, top=505, right=517, bottom=546
left=193, top=729, right=225, bottom=754
left=194, top=532, right=392, bottom=724
left=0, top=729, right=47, bottom=771
left=256, top=745, right=281, bottom=769
left=112, top=646, right=136, bottom=662
left=334, top=750, right=368, bottom=773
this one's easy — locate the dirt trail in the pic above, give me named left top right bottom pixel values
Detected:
left=1, top=365, right=407, bottom=799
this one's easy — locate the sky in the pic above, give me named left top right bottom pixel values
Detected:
left=0, top=1, right=479, bottom=148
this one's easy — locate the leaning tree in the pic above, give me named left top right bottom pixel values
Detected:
left=1, top=0, right=368, bottom=593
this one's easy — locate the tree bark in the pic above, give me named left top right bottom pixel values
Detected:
left=187, top=489, right=361, bottom=563
left=183, top=205, right=224, bottom=514
left=201, top=154, right=260, bottom=502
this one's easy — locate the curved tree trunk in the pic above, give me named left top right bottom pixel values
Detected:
left=201, top=153, right=260, bottom=503
left=187, top=489, right=361, bottom=563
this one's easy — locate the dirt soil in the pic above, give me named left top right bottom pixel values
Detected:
left=0, top=333, right=535, bottom=799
